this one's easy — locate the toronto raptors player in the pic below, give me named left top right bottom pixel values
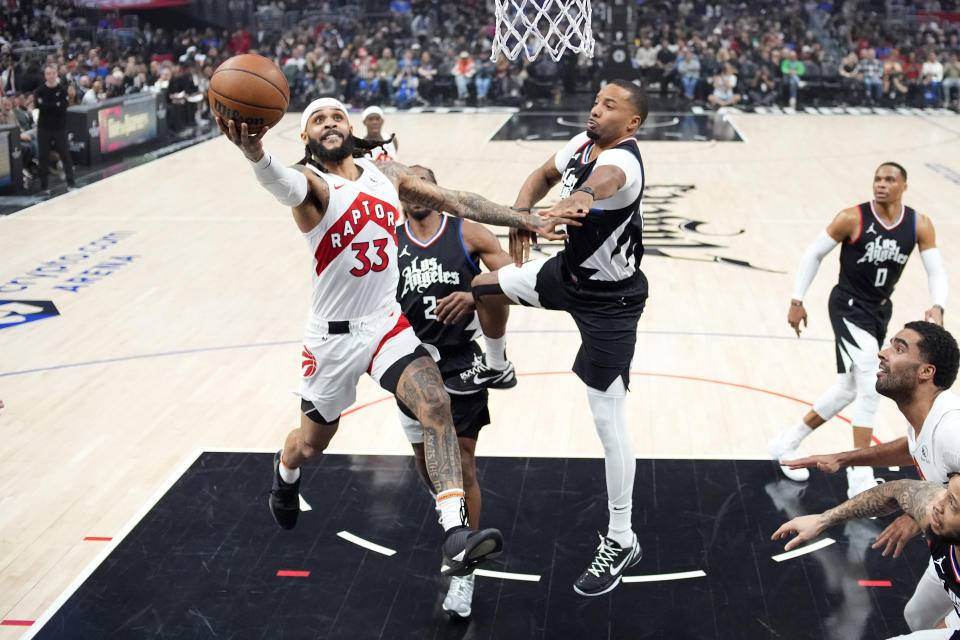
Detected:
left=217, top=98, right=575, bottom=578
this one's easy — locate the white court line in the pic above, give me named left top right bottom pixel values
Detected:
left=623, top=569, right=706, bottom=583
left=337, top=530, right=397, bottom=556
left=474, top=568, right=541, bottom=582
left=299, top=495, right=312, bottom=511
left=771, top=537, right=836, bottom=562
left=21, top=448, right=204, bottom=639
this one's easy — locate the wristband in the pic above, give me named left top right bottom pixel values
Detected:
left=571, top=186, right=596, bottom=199
left=790, top=301, right=803, bottom=306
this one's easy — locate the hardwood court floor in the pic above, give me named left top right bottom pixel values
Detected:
left=1, top=110, right=958, bottom=637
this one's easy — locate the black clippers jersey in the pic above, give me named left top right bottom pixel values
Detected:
left=838, top=202, right=917, bottom=304
left=396, top=216, right=481, bottom=349
left=557, top=136, right=645, bottom=287
left=929, top=534, right=960, bottom=638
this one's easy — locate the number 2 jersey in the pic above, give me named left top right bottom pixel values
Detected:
left=302, top=158, right=402, bottom=320
left=395, top=215, right=482, bottom=376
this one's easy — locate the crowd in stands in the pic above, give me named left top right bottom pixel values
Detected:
left=0, top=0, right=957, bottom=180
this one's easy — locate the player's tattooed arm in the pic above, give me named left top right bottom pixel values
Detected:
left=394, top=356, right=463, bottom=492
left=377, top=160, right=582, bottom=240
left=773, top=479, right=941, bottom=551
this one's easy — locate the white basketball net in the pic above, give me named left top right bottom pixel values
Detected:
left=491, top=0, right=595, bottom=62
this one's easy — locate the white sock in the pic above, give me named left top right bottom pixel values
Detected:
left=607, top=502, right=633, bottom=547
left=437, top=489, right=468, bottom=532
left=483, top=334, right=507, bottom=369
left=279, top=452, right=300, bottom=484
left=786, top=421, right=813, bottom=447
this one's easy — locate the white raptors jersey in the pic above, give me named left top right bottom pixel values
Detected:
left=908, top=390, right=960, bottom=484
left=363, top=138, right=397, bottom=162
left=303, top=158, right=402, bottom=320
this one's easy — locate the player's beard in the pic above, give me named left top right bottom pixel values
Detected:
left=586, top=129, right=600, bottom=140
left=405, top=205, right=433, bottom=221
left=308, top=131, right=355, bottom=164
left=875, top=364, right=918, bottom=401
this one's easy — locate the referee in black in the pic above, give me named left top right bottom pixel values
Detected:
left=34, top=63, right=76, bottom=191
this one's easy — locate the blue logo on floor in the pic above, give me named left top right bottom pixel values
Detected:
left=0, top=300, right=60, bottom=331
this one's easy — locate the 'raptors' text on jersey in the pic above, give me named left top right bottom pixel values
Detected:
left=838, top=201, right=917, bottom=304
left=303, top=158, right=401, bottom=320
left=396, top=216, right=481, bottom=351
left=556, top=132, right=645, bottom=286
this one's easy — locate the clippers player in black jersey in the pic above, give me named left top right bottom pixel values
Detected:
left=459, top=80, right=649, bottom=597
left=769, top=162, right=948, bottom=498
left=395, top=165, right=512, bottom=617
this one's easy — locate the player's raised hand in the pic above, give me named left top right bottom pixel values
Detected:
left=872, top=513, right=921, bottom=558
left=924, top=305, right=945, bottom=326
left=216, top=116, right=269, bottom=162
left=435, top=292, right=474, bottom=325
left=788, top=300, right=807, bottom=337
left=771, top=514, right=827, bottom=551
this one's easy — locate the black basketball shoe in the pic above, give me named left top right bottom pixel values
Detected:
left=573, top=533, right=642, bottom=597
left=441, top=526, right=504, bottom=576
left=444, top=355, right=517, bottom=395
left=269, top=451, right=300, bottom=530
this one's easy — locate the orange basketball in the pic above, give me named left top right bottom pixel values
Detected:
left=208, top=54, right=290, bottom=131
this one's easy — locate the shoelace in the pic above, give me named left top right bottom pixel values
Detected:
left=586, top=537, right=620, bottom=577
left=458, top=358, right=492, bottom=380
left=449, top=576, right=474, bottom=600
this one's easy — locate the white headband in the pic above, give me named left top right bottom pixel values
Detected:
left=300, top=98, right=349, bottom=133
left=361, top=105, right=384, bottom=121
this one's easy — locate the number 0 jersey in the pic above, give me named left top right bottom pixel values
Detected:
left=837, top=201, right=917, bottom=305
left=303, top=158, right=402, bottom=320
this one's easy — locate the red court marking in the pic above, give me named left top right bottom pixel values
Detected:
left=0, top=620, right=34, bottom=626
left=276, top=570, right=310, bottom=578
left=858, top=580, right=892, bottom=587
left=83, top=536, right=112, bottom=541
left=340, top=370, right=878, bottom=441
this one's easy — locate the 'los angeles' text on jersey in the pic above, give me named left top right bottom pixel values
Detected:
left=838, top=201, right=917, bottom=304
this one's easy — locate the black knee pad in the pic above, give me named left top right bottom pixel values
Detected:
left=471, top=282, right=504, bottom=304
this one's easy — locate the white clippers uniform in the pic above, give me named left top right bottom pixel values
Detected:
left=904, top=391, right=960, bottom=631
left=298, top=157, right=422, bottom=420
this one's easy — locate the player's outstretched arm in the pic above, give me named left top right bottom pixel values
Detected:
left=218, top=116, right=324, bottom=231
left=782, top=437, right=913, bottom=472
left=771, top=479, right=940, bottom=551
left=917, top=214, right=947, bottom=325
left=377, top=160, right=583, bottom=240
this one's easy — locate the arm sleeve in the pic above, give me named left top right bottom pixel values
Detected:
left=792, top=230, right=839, bottom=301
left=553, top=132, right=590, bottom=173
left=249, top=151, right=309, bottom=207
left=920, top=248, right=949, bottom=309
left=593, top=148, right=643, bottom=209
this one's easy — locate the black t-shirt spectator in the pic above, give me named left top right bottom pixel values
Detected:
left=34, top=81, right=69, bottom=130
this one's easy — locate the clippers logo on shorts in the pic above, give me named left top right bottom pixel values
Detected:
left=400, top=257, right=460, bottom=297
left=301, top=346, right=318, bottom=378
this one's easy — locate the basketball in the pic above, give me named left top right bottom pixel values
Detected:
left=208, top=54, right=290, bottom=131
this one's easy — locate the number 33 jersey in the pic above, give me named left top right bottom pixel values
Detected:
left=303, top=158, right=402, bottom=320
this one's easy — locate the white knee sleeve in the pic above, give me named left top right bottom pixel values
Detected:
left=812, top=373, right=858, bottom=422
left=851, top=368, right=881, bottom=426
left=586, top=377, right=635, bottom=509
